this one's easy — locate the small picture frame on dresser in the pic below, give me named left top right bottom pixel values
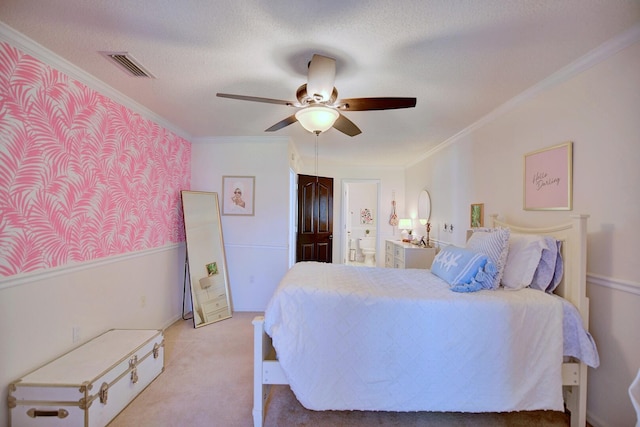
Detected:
left=470, top=203, right=484, bottom=228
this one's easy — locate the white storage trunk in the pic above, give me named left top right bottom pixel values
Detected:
left=8, top=329, right=164, bottom=427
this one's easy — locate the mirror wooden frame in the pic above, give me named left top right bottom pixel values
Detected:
left=417, top=189, right=431, bottom=222
left=417, top=189, right=432, bottom=246
left=181, top=191, right=233, bottom=328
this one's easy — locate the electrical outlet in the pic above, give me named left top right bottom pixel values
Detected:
left=140, top=295, right=146, bottom=308
left=72, top=326, right=81, bottom=343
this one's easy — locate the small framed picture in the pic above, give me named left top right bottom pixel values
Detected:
left=360, top=208, right=373, bottom=224
left=470, top=203, right=484, bottom=228
left=222, top=176, right=255, bottom=216
left=206, top=262, right=218, bottom=276
left=524, top=142, right=573, bottom=210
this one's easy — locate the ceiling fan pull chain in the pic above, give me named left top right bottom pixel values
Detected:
left=315, top=132, right=319, bottom=182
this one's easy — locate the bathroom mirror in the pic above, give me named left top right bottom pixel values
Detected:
left=418, top=189, right=431, bottom=222
left=181, top=191, right=232, bottom=328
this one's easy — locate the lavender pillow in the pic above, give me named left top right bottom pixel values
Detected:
left=530, top=237, right=558, bottom=291
left=548, top=240, right=564, bottom=293
left=528, top=239, right=564, bottom=293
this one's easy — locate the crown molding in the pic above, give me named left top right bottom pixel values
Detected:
left=406, top=22, right=640, bottom=168
left=0, top=22, right=192, bottom=141
left=191, top=135, right=292, bottom=145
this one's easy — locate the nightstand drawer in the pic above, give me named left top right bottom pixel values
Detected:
left=385, top=252, right=394, bottom=267
left=385, top=241, right=394, bottom=254
left=393, top=246, right=405, bottom=261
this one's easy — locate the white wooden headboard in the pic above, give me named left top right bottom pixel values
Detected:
left=488, top=214, right=590, bottom=329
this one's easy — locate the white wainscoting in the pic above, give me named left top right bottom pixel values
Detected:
left=223, top=243, right=290, bottom=312
left=587, top=273, right=640, bottom=296
left=0, top=243, right=183, bottom=291
left=0, top=243, right=186, bottom=427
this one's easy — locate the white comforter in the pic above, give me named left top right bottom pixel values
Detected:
left=265, top=262, right=565, bottom=412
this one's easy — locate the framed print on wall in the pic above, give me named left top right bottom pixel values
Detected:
left=524, top=142, right=573, bottom=211
left=470, top=203, right=484, bottom=228
left=360, top=208, right=373, bottom=224
left=222, top=176, right=255, bottom=216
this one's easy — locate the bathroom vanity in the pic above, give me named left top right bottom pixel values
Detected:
left=385, top=240, right=436, bottom=269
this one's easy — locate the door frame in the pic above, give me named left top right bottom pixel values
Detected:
left=340, top=178, right=381, bottom=265
left=289, top=169, right=297, bottom=268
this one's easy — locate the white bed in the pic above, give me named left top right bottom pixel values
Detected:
left=252, top=214, right=595, bottom=427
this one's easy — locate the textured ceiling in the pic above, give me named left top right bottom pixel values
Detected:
left=1, top=1, right=639, bottom=166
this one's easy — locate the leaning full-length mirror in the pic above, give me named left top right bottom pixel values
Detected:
left=181, top=191, right=232, bottom=327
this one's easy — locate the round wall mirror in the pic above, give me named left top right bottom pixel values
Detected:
left=418, top=189, right=431, bottom=222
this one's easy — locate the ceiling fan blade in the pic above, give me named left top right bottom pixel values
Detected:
left=333, top=113, right=362, bottom=137
left=265, top=114, right=298, bottom=132
left=217, top=93, right=296, bottom=106
left=337, top=97, right=417, bottom=111
left=307, top=54, right=336, bottom=102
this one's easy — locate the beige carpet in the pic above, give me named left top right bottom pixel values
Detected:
left=109, top=312, right=571, bottom=427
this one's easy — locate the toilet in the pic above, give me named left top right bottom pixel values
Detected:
left=359, top=236, right=376, bottom=266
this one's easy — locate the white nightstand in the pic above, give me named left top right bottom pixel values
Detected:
left=385, top=240, right=436, bottom=269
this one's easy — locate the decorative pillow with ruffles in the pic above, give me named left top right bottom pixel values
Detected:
left=466, top=227, right=510, bottom=289
left=431, top=245, right=498, bottom=292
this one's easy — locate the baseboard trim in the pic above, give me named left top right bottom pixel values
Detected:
left=0, top=243, right=184, bottom=291
left=586, top=411, right=606, bottom=427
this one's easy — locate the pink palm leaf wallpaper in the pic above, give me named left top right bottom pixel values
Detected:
left=0, top=42, right=191, bottom=277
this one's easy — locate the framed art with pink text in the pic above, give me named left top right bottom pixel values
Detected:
left=523, top=142, right=573, bottom=211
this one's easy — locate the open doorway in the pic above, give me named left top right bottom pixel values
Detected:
left=341, top=179, right=380, bottom=266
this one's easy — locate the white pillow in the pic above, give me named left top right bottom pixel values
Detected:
left=501, top=234, right=549, bottom=290
left=466, top=228, right=510, bottom=289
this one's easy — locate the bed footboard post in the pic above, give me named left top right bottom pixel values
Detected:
left=252, top=316, right=269, bottom=427
left=569, top=214, right=589, bottom=427
left=565, top=362, right=588, bottom=427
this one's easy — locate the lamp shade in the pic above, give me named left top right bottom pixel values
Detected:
left=295, top=106, right=339, bottom=134
left=398, top=218, right=413, bottom=230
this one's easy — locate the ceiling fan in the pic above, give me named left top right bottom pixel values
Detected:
left=216, top=54, right=417, bottom=136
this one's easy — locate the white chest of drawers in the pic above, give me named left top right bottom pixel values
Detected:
left=385, top=240, right=436, bottom=269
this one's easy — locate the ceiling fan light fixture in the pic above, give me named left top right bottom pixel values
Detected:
left=295, top=106, right=339, bottom=134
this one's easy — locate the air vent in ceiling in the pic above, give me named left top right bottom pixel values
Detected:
left=100, top=52, right=155, bottom=78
